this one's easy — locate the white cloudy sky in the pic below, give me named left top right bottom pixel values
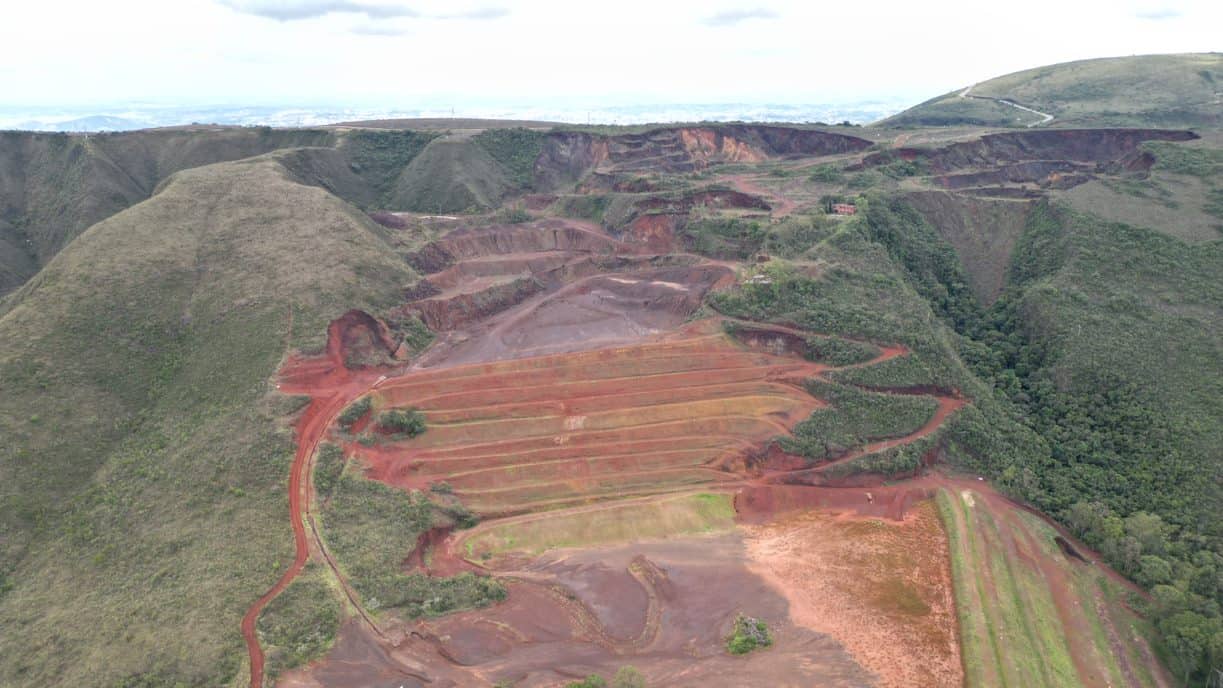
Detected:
left=0, top=0, right=1218, bottom=107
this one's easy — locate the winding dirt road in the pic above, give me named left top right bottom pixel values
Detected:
left=960, top=84, right=1054, bottom=127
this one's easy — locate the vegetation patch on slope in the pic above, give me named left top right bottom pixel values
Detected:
left=463, top=493, right=735, bottom=560
left=778, top=381, right=939, bottom=463
left=471, top=127, right=546, bottom=189
left=256, top=563, right=342, bottom=681
left=320, top=470, right=505, bottom=618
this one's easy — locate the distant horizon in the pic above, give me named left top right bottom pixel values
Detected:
left=0, top=99, right=913, bottom=132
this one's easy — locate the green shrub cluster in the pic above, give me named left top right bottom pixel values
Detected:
left=847, top=171, right=883, bottom=189
left=384, top=312, right=435, bottom=354
left=808, top=163, right=843, bottom=183
left=885, top=197, right=1223, bottom=683
left=497, top=205, right=532, bottom=224
left=337, top=396, right=371, bottom=432
left=761, top=215, right=837, bottom=258
left=778, top=381, right=938, bottom=463
left=378, top=408, right=426, bottom=438
left=554, top=194, right=612, bottom=223
left=256, top=565, right=341, bottom=680
left=711, top=190, right=1222, bottom=680
left=344, top=130, right=437, bottom=202
left=1144, top=141, right=1223, bottom=177
left=726, top=614, right=772, bottom=655
left=563, top=667, right=646, bottom=688
left=803, top=336, right=879, bottom=366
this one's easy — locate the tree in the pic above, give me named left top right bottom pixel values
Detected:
left=1160, top=611, right=1214, bottom=684
left=1124, top=511, right=1173, bottom=555
left=1138, top=555, right=1174, bottom=587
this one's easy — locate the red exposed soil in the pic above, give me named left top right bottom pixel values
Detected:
left=249, top=200, right=1149, bottom=687
left=935, top=160, right=1094, bottom=190
left=351, top=332, right=825, bottom=515
left=255, top=290, right=969, bottom=687
left=743, top=500, right=963, bottom=687
left=623, top=213, right=683, bottom=252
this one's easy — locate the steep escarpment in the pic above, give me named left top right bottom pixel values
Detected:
left=534, top=125, right=871, bottom=189
left=903, top=190, right=1035, bottom=303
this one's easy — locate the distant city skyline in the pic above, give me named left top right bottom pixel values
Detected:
left=1, top=0, right=1219, bottom=116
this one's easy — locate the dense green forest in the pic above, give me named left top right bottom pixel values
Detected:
left=711, top=193, right=1222, bottom=682
left=864, top=196, right=1223, bottom=683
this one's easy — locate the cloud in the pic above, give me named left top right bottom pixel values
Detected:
left=219, top=1, right=508, bottom=24
left=350, top=22, right=412, bottom=35
left=1134, top=7, right=1181, bottom=20
left=701, top=7, right=778, bottom=27
left=435, top=6, right=508, bottom=20
left=218, top=1, right=418, bottom=21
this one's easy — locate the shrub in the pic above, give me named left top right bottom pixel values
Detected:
left=378, top=408, right=426, bottom=438
left=683, top=217, right=766, bottom=259
left=337, top=396, right=371, bottom=431
left=726, top=613, right=772, bottom=654
left=808, top=164, right=843, bottom=183
left=566, top=675, right=607, bottom=688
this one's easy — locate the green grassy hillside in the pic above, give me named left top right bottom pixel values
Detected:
left=884, top=53, right=1223, bottom=128
left=388, top=136, right=516, bottom=213
left=0, top=128, right=336, bottom=295
left=0, top=155, right=421, bottom=686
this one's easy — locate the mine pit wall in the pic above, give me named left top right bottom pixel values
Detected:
left=424, top=253, right=575, bottom=290
left=327, top=309, right=406, bottom=367
left=532, top=125, right=872, bottom=190
left=727, top=324, right=811, bottom=359
left=410, top=277, right=544, bottom=331
left=936, top=160, right=1091, bottom=189
left=426, top=222, right=632, bottom=261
